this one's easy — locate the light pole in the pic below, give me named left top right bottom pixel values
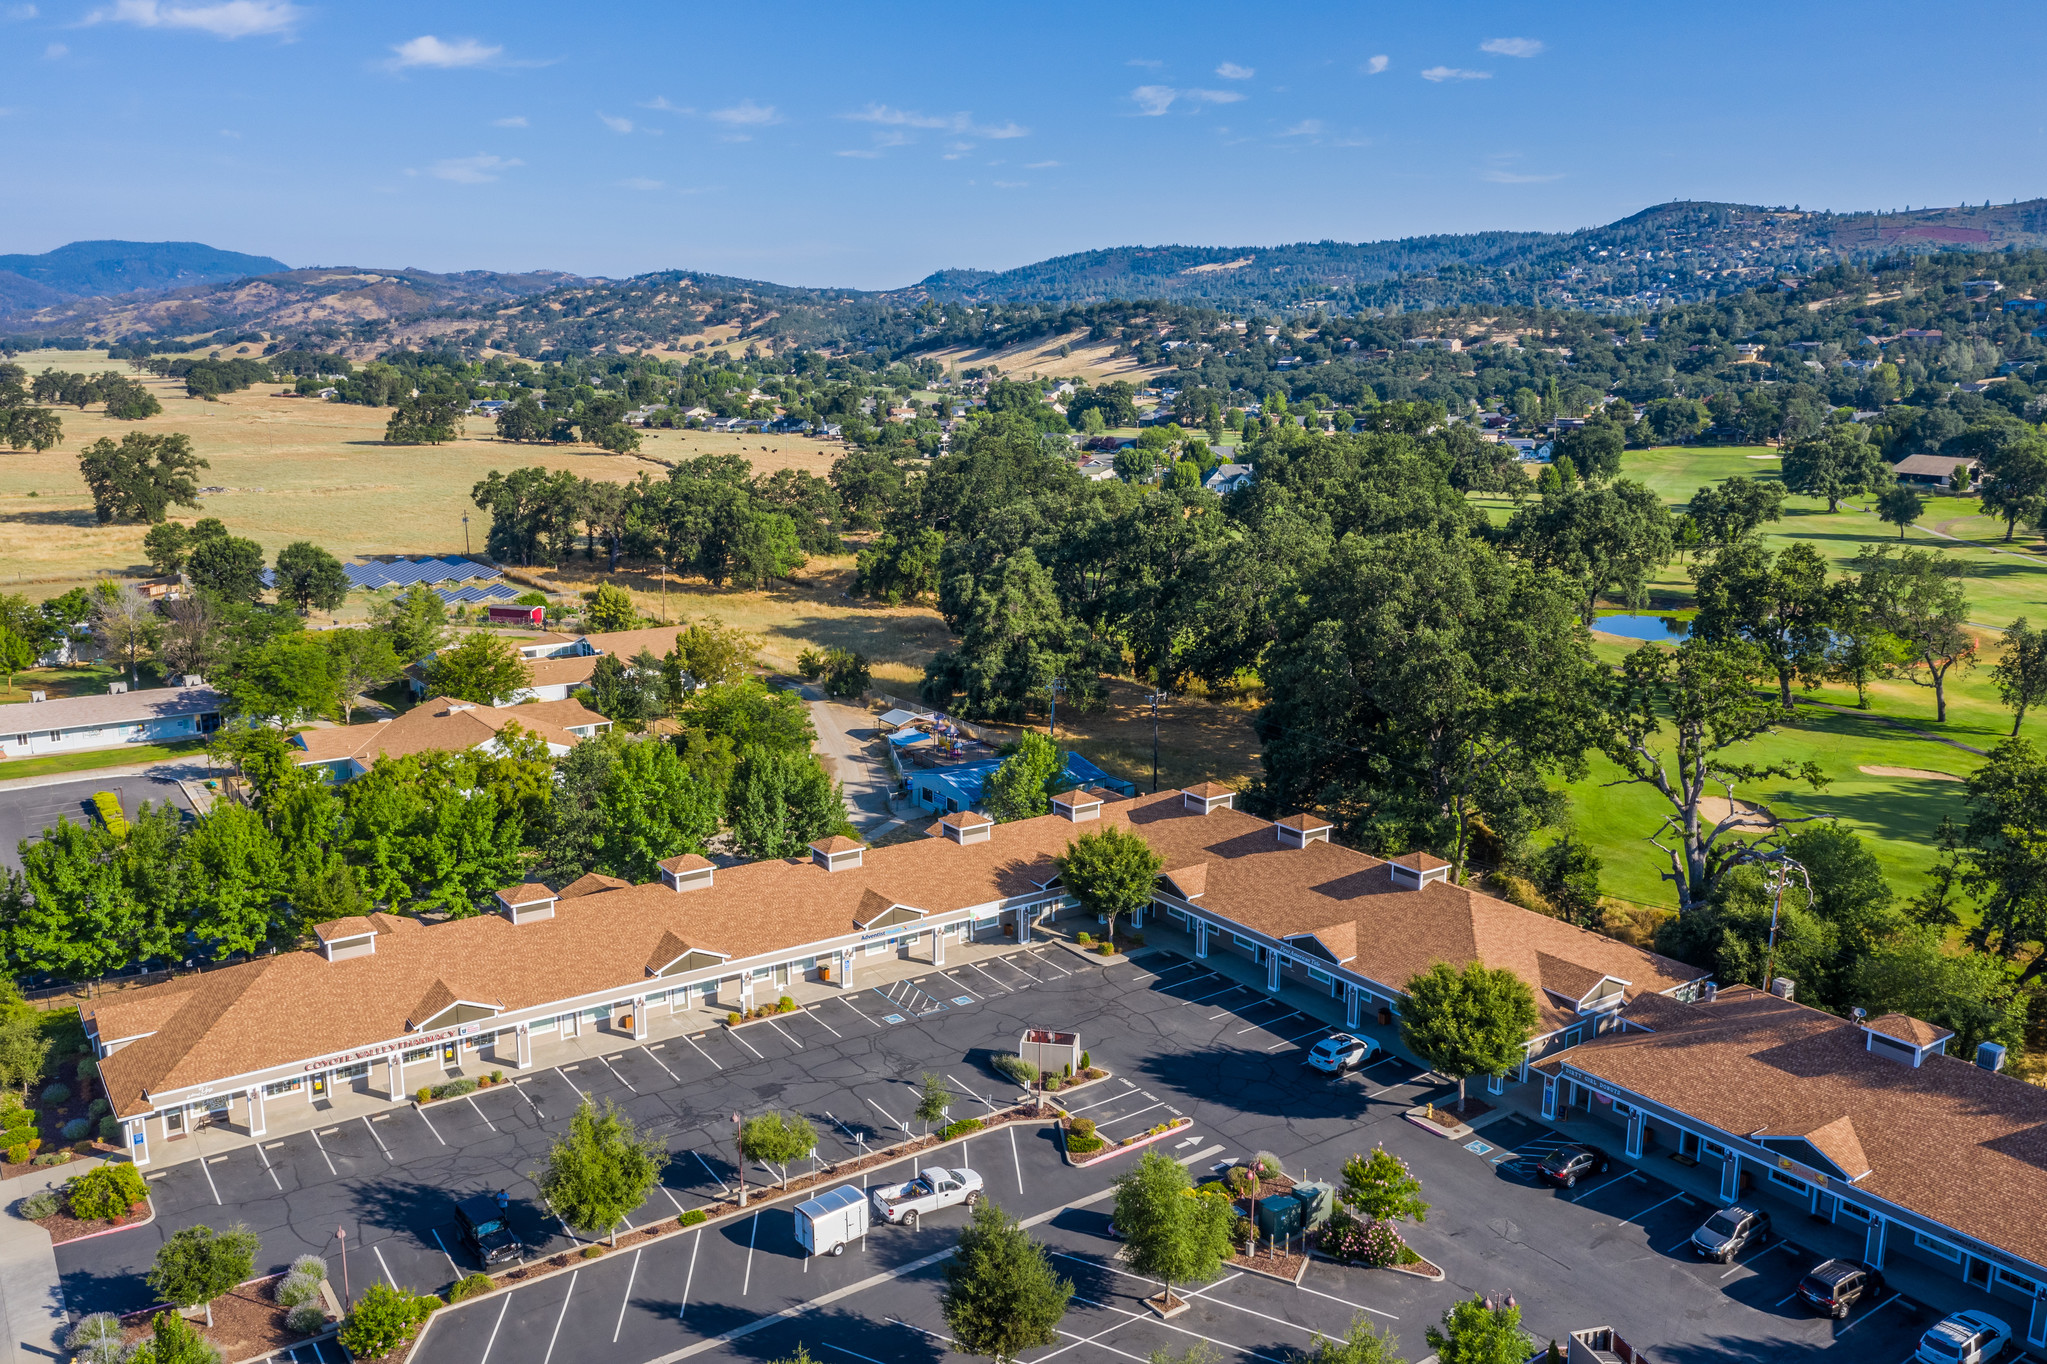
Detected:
left=1145, top=690, right=1166, bottom=792
left=1047, top=676, right=1065, bottom=737
left=462, top=515, right=470, bottom=557
left=337, top=1226, right=350, bottom=1308
left=1759, top=855, right=1810, bottom=996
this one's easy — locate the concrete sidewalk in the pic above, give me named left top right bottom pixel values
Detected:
left=0, top=1162, right=98, bottom=1364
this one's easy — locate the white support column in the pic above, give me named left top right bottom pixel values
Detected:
left=246, top=1086, right=266, bottom=1137
left=932, top=929, right=946, bottom=966
left=1625, top=1108, right=1645, bottom=1159
left=2028, top=1288, right=2047, bottom=1349
left=1864, top=1216, right=1887, bottom=1270
left=838, top=948, right=854, bottom=990
left=741, top=973, right=756, bottom=1010
left=1344, top=986, right=1361, bottom=1028
left=126, top=1117, right=149, bottom=1168
left=1719, top=1152, right=1741, bottom=1202
left=387, top=1055, right=404, bottom=1099
left=1540, top=1074, right=1558, bottom=1122
left=1518, top=1051, right=1531, bottom=1084
left=1019, top=907, right=1033, bottom=944
left=1265, top=949, right=1282, bottom=993
left=632, top=998, right=649, bottom=1041
left=1130, top=901, right=1144, bottom=930
left=1487, top=1072, right=1505, bottom=1096
left=1195, top=921, right=1210, bottom=959
left=516, top=1024, right=532, bottom=1068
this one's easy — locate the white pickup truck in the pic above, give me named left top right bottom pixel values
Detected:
left=869, top=1167, right=985, bottom=1226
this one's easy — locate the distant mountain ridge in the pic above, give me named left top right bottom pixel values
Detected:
left=0, top=240, right=289, bottom=314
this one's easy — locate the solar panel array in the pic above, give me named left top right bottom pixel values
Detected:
left=436, top=583, right=523, bottom=605
left=341, top=558, right=502, bottom=590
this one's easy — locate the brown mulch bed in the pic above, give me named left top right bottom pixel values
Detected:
left=30, top=1198, right=147, bottom=1245
left=1414, top=1098, right=1492, bottom=1128
left=115, top=1277, right=329, bottom=1362
left=1228, top=1246, right=1307, bottom=1281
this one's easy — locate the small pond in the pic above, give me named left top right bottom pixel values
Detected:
left=1592, top=613, right=1692, bottom=641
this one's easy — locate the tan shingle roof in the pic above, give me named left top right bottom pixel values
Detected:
left=1275, top=813, right=1331, bottom=831
left=1161, top=864, right=1207, bottom=899
left=558, top=873, right=630, bottom=900
left=90, top=793, right=1700, bottom=1121
left=811, top=835, right=864, bottom=854
left=658, top=854, right=714, bottom=874
left=1391, top=851, right=1450, bottom=871
left=293, top=696, right=609, bottom=765
left=1866, top=1012, right=1953, bottom=1047
left=1182, top=782, right=1233, bottom=799
left=313, top=917, right=378, bottom=943
left=1545, top=986, right=2047, bottom=1270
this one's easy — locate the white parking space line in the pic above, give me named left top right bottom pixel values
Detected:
left=429, top=1227, right=459, bottom=1274
left=554, top=1067, right=588, bottom=1103
left=1029, top=950, right=1073, bottom=977
left=676, top=1033, right=723, bottom=1069
left=479, top=1294, right=511, bottom=1364
left=865, top=1095, right=909, bottom=1134
left=821, top=1345, right=893, bottom=1364
left=678, top=1228, right=702, bottom=1321
left=1570, top=1172, right=1635, bottom=1203
left=1236, top=1010, right=1301, bottom=1035
left=372, top=1242, right=397, bottom=1288
left=309, top=1128, right=337, bottom=1177
left=806, top=1010, right=843, bottom=1039
left=197, top=1155, right=222, bottom=1205
left=1065, top=1086, right=1139, bottom=1115
left=1617, top=1191, right=1689, bottom=1225
left=690, top=1149, right=731, bottom=1195
left=638, top=1045, right=680, bottom=1083
left=946, top=1072, right=997, bottom=1111
left=937, top=971, right=979, bottom=1000
left=726, top=1028, right=765, bottom=1061
left=1009, top=1124, right=1024, bottom=1196
left=598, top=1054, right=639, bottom=1092
left=1277, top=1022, right=1332, bottom=1047
left=1055, top=1289, right=1290, bottom=1364
left=742, top=1212, right=760, bottom=1295
left=964, top=961, right=1012, bottom=993
left=1291, top=1281, right=1398, bottom=1320
left=612, top=1247, right=642, bottom=1343
left=416, top=1105, right=447, bottom=1145
left=360, top=1116, right=391, bottom=1155
left=253, top=1143, right=283, bottom=1191
left=466, top=1096, right=499, bottom=1132
left=1833, top=1291, right=1901, bottom=1335
left=1154, top=959, right=1205, bottom=977
left=838, top=996, right=882, bottom=1027
left=1184, top=982, right=1245, bottom=1007
left=541, top=1269, right=577, bottom=1364
left=766, top=1019, right=804, bottom=1050
left=1093, top=1102, right=1165, bottom=1130
left=825, top=1111, right=871, bottom=1154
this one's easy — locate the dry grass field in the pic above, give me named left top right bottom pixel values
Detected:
left=920, top=329, right=1171, bottom=384
left=0, top=349, right=843, bottom=597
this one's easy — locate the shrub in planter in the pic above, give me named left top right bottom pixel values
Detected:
left=66, top=1312, right=124, bottom=1364
left=98, top=1116, right=121, bottom=1145
left=31, top=1152, right=69, bottom=1167
left=61, top=1119, right=90, bottom=1142
left=1096, top=942, right=1113, bottom=955
left=1063, top=1126, right=1104, bottom=1155
left=290, top=1254, right=328, bottom=1281
left=447, top=1272, right=494, bottom=1302
left=64, top=1162, right=147, bottom=1221
left=337, top=1282, right=438, bottom=1360
left=286, top=1302, right=329, bottom=1335
left=277, top=1270, right=324, bottom=1308
left=19, top=1190, right=57, bottom=1220
left=1076, top=932, right=1092, bottom=946
left=88, top=1098, right=109, bottom=1118
left=581, top=1245, right=604, bottom=1259
left=1250, top=1150, right=1283, bottom=1180
left=416, top=1088, right=433, bottom=1104
left=777, top=995, right=796, bottom=1013
left=991, top=1054, right=1037, bottom=1087
left=939, top=1118, right=984, bottom=1140
left=678, top=1209, right=707, bottom=1228
left=490, top=1071, right=504, bottom=1084
left=40, top=1084, right=69, bottom=1107
left=1320, top=1210, right=1405, bottom=1268
left=1080, top=1050, right=1090, bottom=1070
left=6, top=1144, right=28, bottom=1166
left=727, top=1012, right=742, bottom=1027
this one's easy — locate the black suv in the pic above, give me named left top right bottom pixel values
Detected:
left=1536, top=1144, right=1611, bottom=1189
left=455, top=1193, right=521, bottom=1267
left=1690, top=1204, right=1771, bottom=1262
left=1797, top=1258, right=1884, bottom=1319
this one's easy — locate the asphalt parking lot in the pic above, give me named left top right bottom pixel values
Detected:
left=58, top=948, right=1979, bottom=1364
left=0, top=767, right=194, bottom=868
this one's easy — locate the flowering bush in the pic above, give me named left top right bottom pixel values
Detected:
left=1320, top=1210, right=1405, bottom=1268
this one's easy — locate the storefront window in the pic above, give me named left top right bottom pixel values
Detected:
left=262, top=1078, right=302, bottom=1097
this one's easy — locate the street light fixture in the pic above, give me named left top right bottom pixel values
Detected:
left=1145, top=690, right=1166, bottom=792
left=1047, top=676, right=1066, bottom=737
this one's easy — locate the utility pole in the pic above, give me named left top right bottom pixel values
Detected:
left=462, top=514, right=470, bottom=557
left=1146, top=690, right=1166, bottom=793
left=1047, top=676, right=1065, bottom=737
left=337, top=1226, right=350, bottom=1308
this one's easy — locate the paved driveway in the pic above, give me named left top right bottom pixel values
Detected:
left=0, top=766, right=196, bottom=868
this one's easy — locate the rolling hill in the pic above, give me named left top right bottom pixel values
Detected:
left=0, top=240, right=290, bottom=316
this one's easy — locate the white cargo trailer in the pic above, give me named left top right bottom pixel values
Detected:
left=793, top=1183, right=868, bottom=1257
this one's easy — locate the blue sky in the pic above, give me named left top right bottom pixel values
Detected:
left=3, top=1, right=2042, bottom=289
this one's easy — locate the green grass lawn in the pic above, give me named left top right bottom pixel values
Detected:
left=1496, top=444, right=2047, bottom=912
left=0, top=738, right=210, bottom=783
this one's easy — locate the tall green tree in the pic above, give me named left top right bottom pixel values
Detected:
left=922, top=550, right=1116, bottom=720
left=322, top=628, right=402, bottom=725
left=1690, top=541, right=1835, bottom=709
left=76, top=432, right=208, bottom=524
left=1399, top=961, right=1539, bottom=1111
left=1426, top=1296, right=1534, bottom=1364
left=940, top=1200, right=1073, bottom=1364
left=984, top=731, right=1062, bottom=822
left=186, top=535, right=266, bottom=604
left=272, top=542, right=350, bottom=615
left=146, top=1223, right=260, bottom=1314
left=1850, top=927, right=2027, bottom=1059
left=1875, top=482, right=1924, bottom=538
left=142, top=522, right=192, bottom=575
left=1054, top=826, right=1164, bottom=942
left=1982, top=437, right=2047, bottom=542
left=534, top=1099, right=669, bottom=1244
left=1111, top=1151, right=1235, bottom=1311
left=1959, top=739, right=2047, bottom=984
left=1853, top=543, right=1975, bottom=722
left=592, top=734, right=721, bottom=881
left=1507, top=480, right=1675, bottom=624
left=369, top=584, right=451, bottom=664
left=1684, top=475, right=1784, bottom=549
left=1992, top=618, right=2047, bottom=736
left=226, top=636, right=336, bottom=723
left=728, top=746, right=847, bottom=861
left=423, top=631, right=531, bottom=704
left=1780, top=431, right=1885, bottom=512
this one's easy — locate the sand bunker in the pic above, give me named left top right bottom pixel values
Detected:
left=1859, top=765, right=1963, bottom=781
left=1697, top=797, right=1777, bottom=830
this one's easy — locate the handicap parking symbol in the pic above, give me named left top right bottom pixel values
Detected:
left=1464, top=1140, right=1494, bottom=1156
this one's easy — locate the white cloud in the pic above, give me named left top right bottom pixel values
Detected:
left=1131, top=85, right=1243, bottom=115
left=1480, top=37, right=1544, bottom=57
left=1281, top=119, right=1324, bottom=137
left=218, top=127, right=239, bottom=137
left=840, top=104, right=1026, bottom=139
left=835, top=148, right=881, bottom=158
left=84, top=0, right=300, bottom=38
left=709, top=99, right=779, bottom=126
left=387, top=34, right=501, bottom=69
left=1215, top=62, right=1253, bottom=79
left=1025, top=159, right=1059, bottom=168
left=42, top=40, right=64, bottom=56
left=1126, top=57, right=1161, bottom=68
left=618, top=177, right=662, bottom=191
left=639, top=96, right=691, bottom=115
left=426, top=153, right=519, bottom=184
left=3, top=5, right=38, bottom=19
left=1364, top=54, right=1389, bottom=74
left=1482, top=167, right=1562, bottom=183
left=992, top=180, right=1024, bottom=188
left=492, top=115, right=526, bottom=128
left=1421, top=66, right=1490, bottom=82
left=598, top=112, right=633, bottom=134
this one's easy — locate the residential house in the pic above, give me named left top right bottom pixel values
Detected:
left=1202, top=463, right=1254, bottom=495
left=291, top=695, right=611, bottom=779
left=1892, top=453, right=1983, bottom=487
left=0, top=681, right=224, bottom=758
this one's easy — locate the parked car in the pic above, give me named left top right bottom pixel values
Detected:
left=454, top=1192, right=521, bottom=1267
left=1306, top=1034, right=1377, bottom=1074
left=870, top=1167, right=985, bottom=1227
left=1795, top=1258, right=1884, bottom=1319
left=1535, top=1144, right=1610, bottom=1189
left=1690, top=1204, right=1770, bottom=1261
left=1914, top=1310, right=2011, bottom=1364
